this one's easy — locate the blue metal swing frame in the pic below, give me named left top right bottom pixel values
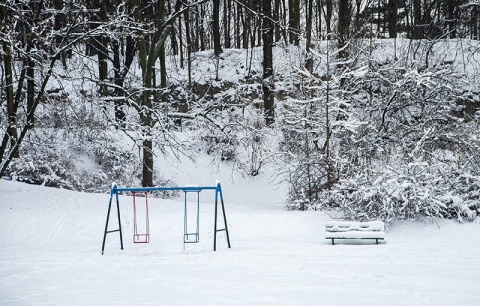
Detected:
left=101, top=182, right=231, bottom=254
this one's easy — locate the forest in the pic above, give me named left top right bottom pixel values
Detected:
left=1, top=0, right=480, bottom=224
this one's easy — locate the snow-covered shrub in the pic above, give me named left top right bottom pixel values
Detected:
left=281, top=40, right=480, bottom=222
left=332, top=165, right=479, bottom=224
left=7, top=151, right=78, bottom=190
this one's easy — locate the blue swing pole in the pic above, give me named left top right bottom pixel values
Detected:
left=101, top=184, right=124, bottom=255
left=214, top=182, right=231, bottom=251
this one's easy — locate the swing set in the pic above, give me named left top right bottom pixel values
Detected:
left=101, top=182, right=231, bottom=254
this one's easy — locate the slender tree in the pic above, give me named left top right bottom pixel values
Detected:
left=263, top=0, right=275, bottom=125
left=213, top=0, right=223, bottom=56
left=388, top=0, right=398, bottom=38
left=130, top=0, right=185, bottom=186
left=223, top=0, right=232, bottom=48
left=338, top=0, right=352, bottom=59
left=326, top=0, right=333, bottom=39
left=288, top=0, right=300, bottom=45
left=305, top=0, right=314, bottom=72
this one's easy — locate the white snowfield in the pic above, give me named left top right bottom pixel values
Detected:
left=1, top=178, right=480, bottom=306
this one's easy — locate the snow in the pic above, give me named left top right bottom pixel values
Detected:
left=1, top=157, right=480, bottom=305
left=325, top=220, right=385, bottom=232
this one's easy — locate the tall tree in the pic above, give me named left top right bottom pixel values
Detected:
left=131, top=0, right=184, bottom=187
left=1, top=3, right=18, bottom=160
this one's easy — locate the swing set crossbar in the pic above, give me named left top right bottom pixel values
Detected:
left=114, top=186, right=217, bottom=193
left=101, top=182, right=231, bottom=255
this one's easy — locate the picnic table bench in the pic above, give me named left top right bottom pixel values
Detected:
left=325, top=220, right=385, bottom=245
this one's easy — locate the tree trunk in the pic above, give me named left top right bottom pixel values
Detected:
left=200, top=4, right=206, bottom=51
left=223, top=0, right=231, bottom=48
left=27, top=58, right=35, bottom=129
left=388, top=0, right=398, bottom=38
left=98, top=35, right=109, bottom=96
left=338, top=0, right=351, bottom=59
left=473, top=6, right=479, bottom=40
left=263, top=0, right=275, bottom=126
left=316, top=0, right=322, bottom=38
left=185, top=6, right=192, bottom=88
left=288, top=0, right=300, bottom=45
left=326, top=0, right=332, bottom=39
left=213, top=0, right=223, bottom=56
left=2, top=32, right=19, bottom=159
left=133, top=0, right=183, bottom=186
left=274, top=0, right=281, bottom=42
left=242, top=2, right=250, bottom=49
left=412, top=0, right=422, bottom=39
left=447, top=0, right=457, bottom=38
left=159, top=44, right=168, bottom=102
left=355, top=0, right=361, bottom=34
left=305, top=0, right=314, bottom=72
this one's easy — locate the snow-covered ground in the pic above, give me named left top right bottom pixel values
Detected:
left=1, top=155, right=480, bottom=305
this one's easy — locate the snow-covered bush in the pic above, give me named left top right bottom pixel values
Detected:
left=331, top=165, right=479, bottom=224
left=281, top=40, right=480, bottom=223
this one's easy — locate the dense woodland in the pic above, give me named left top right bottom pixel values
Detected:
left=1, top=0, right=480, bottom=224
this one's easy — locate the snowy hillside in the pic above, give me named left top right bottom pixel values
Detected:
left=1, top=154, right=480, bottom=305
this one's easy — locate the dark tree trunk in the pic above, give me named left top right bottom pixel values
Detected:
left=288, top=0, right=300, bottom=45
left=388, top=0, right=398, bottom=38
left=242, top=2, right=250, bottom=49
left=235, top=3, right=241, bottom=48
left=213, top=0, right=223, bottom=56
left=305, top=0, right=314, bottom=72
left=263, top=0, right=275, bottom=126
left=2, top=34, right=19, bottom=159
left=159, top=44, right=167, bottom=102
left=316, top=0, right=322, bottom=38
left=326, top=0, right=332, bottom=39
left=54, top=0, right=64, bottom=42
left=27, top=58, right=35, bottom=129
left=98, top=35, right=109, bottom=96
left=412, top=0, right=422, bottom=39
left=185, top=6, right=192, bottom=87
left=274, top=0, right=281, bottom=42
left=473, top=6, right=479, bottom=40
left=377, top=0, right=381, bottom=33
left=338, top=0, right=351, bottom=59
left=112, top=34, right=136, bottom=126
left=447, top=0, right=457, bottom=38
left=179, top=13, right=184, bottom=68
left=200, top=4, right=206, bottom=51
left=355, top=0, right=362, bottom=34
left=223, top=0, right=231, bottom=48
